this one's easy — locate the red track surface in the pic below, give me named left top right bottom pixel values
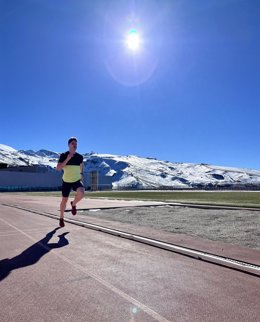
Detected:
left=0, top=195, right=259, bottom=321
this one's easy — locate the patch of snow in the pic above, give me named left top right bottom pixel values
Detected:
left=0, top=144, right=17, bottom=152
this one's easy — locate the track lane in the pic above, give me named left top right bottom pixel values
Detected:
left=1, top=205, right=260, bottom=322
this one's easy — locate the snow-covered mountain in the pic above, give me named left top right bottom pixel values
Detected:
left=19, top=149, right=60, bottom=159
left=0, top=144, right=58, bottom=168
left=84, top=154, right=260, bottom=189
left=1, top=143, right=260, bottom=189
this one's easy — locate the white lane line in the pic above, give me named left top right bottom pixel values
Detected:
left=0, top=228, right=57, bottom=237
left=0, top=216, right=171, bottom=322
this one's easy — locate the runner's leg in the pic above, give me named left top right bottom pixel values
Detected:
left=60, top=197, right=68, bottom=218
left=71, top=187, right=85, bottom=206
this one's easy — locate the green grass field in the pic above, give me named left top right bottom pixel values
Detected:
left=11, top=190, right=260, bottom=208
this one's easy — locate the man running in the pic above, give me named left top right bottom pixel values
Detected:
left=57, top=137, right=85, bottom=227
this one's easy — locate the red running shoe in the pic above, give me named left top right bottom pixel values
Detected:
left=71, top=201, right=77, bottom=215
left=59, top=218, right=65, bottom=227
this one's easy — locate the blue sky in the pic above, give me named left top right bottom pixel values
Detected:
left=0, top=0, right=259, bottom=169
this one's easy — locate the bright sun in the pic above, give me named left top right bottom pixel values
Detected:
left=126, top=29, right=140, bottom=51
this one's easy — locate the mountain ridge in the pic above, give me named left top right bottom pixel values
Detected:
left=1, top=143, right=260, bottom=189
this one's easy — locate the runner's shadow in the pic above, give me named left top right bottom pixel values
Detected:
left=0, top=227, right=69, bottom=282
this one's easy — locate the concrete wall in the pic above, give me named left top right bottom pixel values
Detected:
left=0, top=170, right=113, bottom=191
left=0, top=171, right=62, bottom=189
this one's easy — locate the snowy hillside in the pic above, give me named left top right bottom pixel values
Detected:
left=0, top=144, right=58, bottom=168
left=1, top=144, right=260, bottom=189
left=19, top=149, right=60, bottom=159
left=84, top=154, right=260, bottom=189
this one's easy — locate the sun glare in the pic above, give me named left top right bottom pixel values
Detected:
left=126, top=29, right=140, bottom=51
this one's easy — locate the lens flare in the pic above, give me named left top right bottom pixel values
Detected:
left=126, top=29, right=140, bottom=51
left=132, top=307, right=138, bottom=314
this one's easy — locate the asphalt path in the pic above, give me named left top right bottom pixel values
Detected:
left=0, top=203, right=260, bottom=322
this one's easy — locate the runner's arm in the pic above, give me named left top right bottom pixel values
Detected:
left=80, top=163, right=84, bottom=180
left=56, top=154, right=73, bottom=171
